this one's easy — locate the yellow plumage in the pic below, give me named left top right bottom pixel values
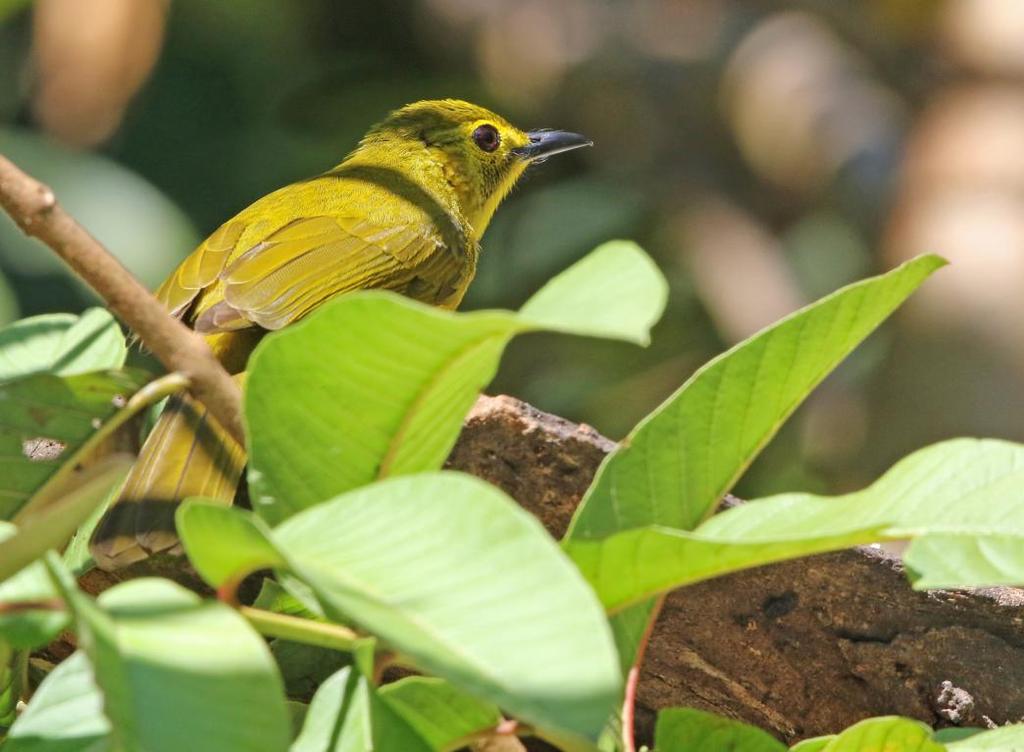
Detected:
left=90, top=99, right=591, bottom=569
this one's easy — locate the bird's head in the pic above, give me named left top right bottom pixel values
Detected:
left=354, top=99, right=592, bottom=236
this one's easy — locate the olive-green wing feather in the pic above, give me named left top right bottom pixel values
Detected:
left=191, top=215, right=468, bottom=333
left=154, top=219, right=247, bottom=319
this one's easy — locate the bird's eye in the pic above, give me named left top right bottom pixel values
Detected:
left=472, top=124, right=501, bottom=153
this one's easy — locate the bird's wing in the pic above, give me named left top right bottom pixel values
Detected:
left=154, top=219, right=247, bottom=319
left=190, top=214, right=465, bottom=333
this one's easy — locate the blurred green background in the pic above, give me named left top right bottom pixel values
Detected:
left=2, top=0, right=1023, bottom=498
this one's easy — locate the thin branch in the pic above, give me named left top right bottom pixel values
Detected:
left=0, top=154, right=245, bottom=445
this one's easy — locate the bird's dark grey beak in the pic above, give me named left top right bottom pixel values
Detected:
left=513, top=129, right=593, bottom=162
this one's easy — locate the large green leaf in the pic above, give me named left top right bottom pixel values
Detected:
left=245, top=241, right=666, bottom=524
left=44, top=563, right=291, bottom=752
left=568, top=438, right=1024, bottom=611
left=177, top=472, right=622, bottom=741
left=291, top=664, right=430, bottom=752
left=0, top=309, right=126, bottom=382
left=3, top=652, right=110, bottom=752
left=560, top=255, right=942, bottom=672
left=0, top=369, right=148, bottom=520
left=654, top=708, right=786, bottom=751
left=568, top=254, right=944, bottom=540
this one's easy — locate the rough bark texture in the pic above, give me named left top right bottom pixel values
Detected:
left=450, top=395, right=1024, bottom=745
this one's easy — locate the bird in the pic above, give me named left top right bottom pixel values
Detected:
left=89, top=98, right=592, bottom=570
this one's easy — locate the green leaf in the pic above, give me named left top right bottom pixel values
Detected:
left=252, top=579, right=352, bottom=699
left=569, top=254, right=944, bottom=540
left=0, top=531, right=66, bottom=649
left=700, top=439, right=1024, bottom=542
left=272, top=638, right=351, bottom=700
left=3, top=651, right=111, bottom=751
left=254, top=577, right=321, bottom=619
left=814, top=717, right=944, bottom=751
left=0, top=457, right=129, bottom=651
left=60, top=478, right=122, bottom=575
left=0, top=645, right=28, bottom=730
left=178, top=472, right=622, bottom=741
left=789, top=738, right=833, bottom=752
left=291, top=665, right=430, bottom=752
left=0, top=456, right=132, bottom=585
left=45, top=564, right=291, bottom=752
left=569, top=438, right=1024, bottom=611
left=517, top=240, right=667, bottom=345
left=561, top=255, right=943, bottom=671
left=245, top=242, right=666, bottom=524
left=946, top=724, right=1024, bottom=749
left=0, top=369, right=148, bottom=520
left=933, top=729, right=984, bottom=743
left=654, top=707, right=786, bottom=751
left=0, top=309, right=126, bottom=382
left=173, top=501, right=285, bottom=587
left=379, top=677, right=502, bottom=751
left=904, top=534, right=1024, bottom=589
left=568, top=522, right=889, bottom=612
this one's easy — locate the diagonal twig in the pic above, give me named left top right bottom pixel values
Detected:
left=0, top=154, right=244, bottom=445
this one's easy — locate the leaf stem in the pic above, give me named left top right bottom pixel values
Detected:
left=622, top=594, right=665, bottom=752
left=215, top=572, right=247, bottom=608
left=239, top=606, right=359, bottom=652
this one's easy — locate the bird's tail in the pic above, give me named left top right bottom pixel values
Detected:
left=89, top=391, right=245, bottom=570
